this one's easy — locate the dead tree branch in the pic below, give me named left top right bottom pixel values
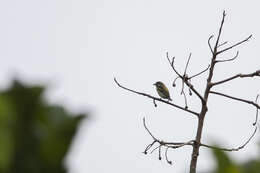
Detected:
left=208, top=35, right=214, bottom=54
left=212, top=70, right=260, bottom=86
left=189, top=10, right=256, bottom=173
left=210, top=91, right=260, bottom=109
left=215, top=51, right=239, bottom=63
left=115, top=10, right=257, bottom=173
left=217, top=35, right=252, bottom=54
left=253, top=95, right=259, bottom=126
left=188, top=65, right=210, bottom=80
left=114, top=78, right=199, bottom=117
left=200, top=126, right=257, bottom=151
left=143, top=117, right=195, bottom=164
left=217, top=41, right=228, bottom=48
left=166, top=52, right=205, bottom=103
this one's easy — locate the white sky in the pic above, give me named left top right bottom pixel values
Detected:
left=0, top=0, right=260, bottom=173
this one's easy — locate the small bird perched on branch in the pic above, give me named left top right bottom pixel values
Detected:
left=153, top=81, right=172, bottom=101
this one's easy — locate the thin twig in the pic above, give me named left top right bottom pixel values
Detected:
left=166, top=53, right=205, bottom=103
left=253, top=94, right=259, bottom=126
left=181, top=90, right=188, bottom=109
left=212, top=70, right=260, bottom=86
left=217, top=41, right=228, bottom=48
left=159, top=146, right=162, bottom=160
left=142, top=117, right=195, bottom=163
left=214, top=10, right=226, bottom=52
left=217, top=35, right=252, bottom=54
left=210, top=91, right=260, bottom=109
left=143, top=118, right=156, bottom=140
left=114, top=78, right=199, bottom=116
left=215, top=51, right=239, bottom=63
left=188, top=65, right=210, bottom=79
left=208, top=35, right=214, bottom=54
left=143, top=141, right=156, bottom=154
left=165, top=147, right=173, bottom=164
left=166, top=52, right=182, bottom=76
left=153, top=99, right=157, bottom=107
left=143, top=117, right=195, bottom=147
left=184, top=53, right=192, bottom=75
left=173, top=76, right=181, bottom=87
left=200, top=127, right=257, bottom=151
left=150, top=144, right=160, bottom=154
left=170, top=140, right=195, bottom=149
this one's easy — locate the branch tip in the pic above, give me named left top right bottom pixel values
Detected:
left=200, top=126, right=257, bottom=152
left=216, top=51, right=239, bottom=63
left=208, top=35, right=214, bottom=54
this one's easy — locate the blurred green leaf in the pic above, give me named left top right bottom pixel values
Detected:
left=212, top=148, right=241, bottom=173
left=0, top=80, right=88, bottom=173
left=210, top=141, right=260, bottom=173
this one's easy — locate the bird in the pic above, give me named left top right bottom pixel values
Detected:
left=153, top=81, right=172, bottom=101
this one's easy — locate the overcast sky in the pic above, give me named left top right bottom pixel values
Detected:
left=0, top=0, right=260, bottom=172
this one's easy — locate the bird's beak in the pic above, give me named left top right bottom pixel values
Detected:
left=153, top=83, right=156, bottom=86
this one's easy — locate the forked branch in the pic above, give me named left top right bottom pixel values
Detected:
left=217, top=35, right=252, bottom=54
left=166, top=53, right=205, bottom=103
left=143, top=117, right=195, bottom=164
left=115, top=10, right=257, bottom=173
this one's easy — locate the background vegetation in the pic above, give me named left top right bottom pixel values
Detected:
left=0, top=80, right=87, bottom=173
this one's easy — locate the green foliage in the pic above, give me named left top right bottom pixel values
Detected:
left=211, top=148, right=240, bottom=173
left=0, top=80, right=86, bottom=173
left=210, top=142, right=260, bottom=173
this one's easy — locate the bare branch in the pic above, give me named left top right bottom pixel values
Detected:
left=214, top=10, right=226, bottom=51
left=212, top=70, right=260, bottom=86
left=253, top=94, right=259, bottom=126
left=143, top=141, right=156, bottom=154
left=217, top=35, right=252, bottom=54
left=114, top=78, right=199, bottom=116
left=172, top=76, right=181, bottom=87
left=180, top=76, right=186, bottom=102
left=150, top=144, right=161, bottom=154
left=165, top=147, right=173, bottom=165
left=143, top=117, right=156, bottom=140
left=159, top=146, right=162, bottom=160
left=181, top=89, right=188, bottom=109
left=200, top=127, right=257, bottom=152
left=184, top=81, right=205, bottom=103
left=166, top=52, right=182, bottom=76
left=210, top=91, right=260, bottom=109
left=189, top=88, right=192, bottom=96
left=153, top=99, right=157, bottom=107
left=170, top=140, right=195, bottom=149
left=188, top=65, right=210, bottom=79
left=143, top=117, right=195, bottom=163
left=217, top=41, right=228, bottom=48
left=143, top=117, right=195, bottom=147
left=166, top=53, right=205, bottom=103
left=208, top=35, right=214, bottom=54
left=184, top=53, right=192, bottom=75
left=215, top=51, right=239, bottom=63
